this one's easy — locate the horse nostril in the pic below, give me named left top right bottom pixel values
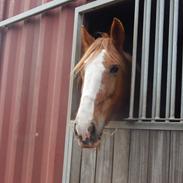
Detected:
left=74, top=122, right=99, bottom=146
left=88, top=123, right=96, bottom=136
left=82, top=137, right=90, bottom=145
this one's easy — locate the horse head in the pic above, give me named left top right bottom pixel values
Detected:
left=74, top=18, right=131, bottom=148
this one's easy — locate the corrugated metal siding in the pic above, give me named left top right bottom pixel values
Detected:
left=0, top=0, right=88, bottom=182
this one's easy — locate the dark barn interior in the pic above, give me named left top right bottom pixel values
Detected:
left=84, top=0, right=135, bottom=54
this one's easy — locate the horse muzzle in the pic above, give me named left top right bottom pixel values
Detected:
left=74, top=122, right=102, bottom=148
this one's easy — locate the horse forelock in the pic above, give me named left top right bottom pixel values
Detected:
left=74, top=35, right=126, bottom=77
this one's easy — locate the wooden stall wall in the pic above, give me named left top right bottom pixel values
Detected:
left=69, top=128, right=183, bottom=183
left=0, top=0, right=90, bottom=183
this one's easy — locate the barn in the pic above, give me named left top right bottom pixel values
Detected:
left=0, top=0, right=182, bottom=183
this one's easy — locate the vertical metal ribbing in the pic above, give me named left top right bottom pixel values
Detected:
left=129, top=0, right=140, bottom=118
left=165, top=0, right=174, bottom=120
left=166, top=0, right=179, bottom=119
left=170, top=0, right=179, bottom=118
left=152, top=0, right=165, bottom=118
left=139, top=0, right=152, bottom=118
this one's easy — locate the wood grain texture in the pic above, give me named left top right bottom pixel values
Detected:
left=62, top=125, right=74, bottom=183
left=95, top=129, right=114, bottom=183
left=70, top=135, right=82, bottom=183
left=169, top=131, right=183, bottom=183
left=128, top=130, right=149, bottom=183
left=148, top=131, right=170, bottom=183
left=68, top=128, right=183, bottom=183
left=112, top=129, right=130, bottom=183
left=80, top=148, right=96, bottom=183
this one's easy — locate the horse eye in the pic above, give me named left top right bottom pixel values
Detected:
left=109, top=65, right=119, bottom=74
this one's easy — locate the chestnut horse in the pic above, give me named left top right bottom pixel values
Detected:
left=74, top=18, right=131, bottom=148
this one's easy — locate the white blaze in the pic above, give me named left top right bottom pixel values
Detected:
left=75, top=50, right=106, bottom=137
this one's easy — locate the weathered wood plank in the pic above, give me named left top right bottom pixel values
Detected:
left=95, top=129, right=114, bottom=183
left=70, top=135, right=82, bottom=183
left=128, top=130, right=149, bottom=183
left=112, top=129, right=130, bottom=183
left=62, top=125, right=74, bottom=183
left=148, top=131, right=170, bottom=183
left=80, top=148, right=96, bottom=183
left=169, top=131, right=183, bottom=183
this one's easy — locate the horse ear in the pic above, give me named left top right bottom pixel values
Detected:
left=110, top=18, right=125, bottom=52
left=81, top=26, right=95, bottom=53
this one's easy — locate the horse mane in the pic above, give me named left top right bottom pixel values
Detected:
left=74, top=34, right=127, bottom=76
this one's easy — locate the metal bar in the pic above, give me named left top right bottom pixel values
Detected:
left=106, top=121, right=183, bottom=131
left=0, top=0, right=73, bottom=29
left=152, top=0, right=165, bottom=118
left=69, top=120, right=183, bottom=131
left=127, top=117, right=183, bottom=121
left=166, top=0, right=175, bottom=119
left=139, top=0, right=147, bottom=117
left=75, top=0, right=123, bottom=13
left=139, top=0, right=152, bottom=118
left=129, top=0, right=140, bottom=118
left=170, top=0, right=179, bottom=118
left=181, top=39, right=183, bottom=120
left=152, top=0, right=160, bottom=118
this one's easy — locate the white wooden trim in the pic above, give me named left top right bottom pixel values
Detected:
left=62, top=8, right=83, bottom=183
left=75, top=0, right=125, bottom=14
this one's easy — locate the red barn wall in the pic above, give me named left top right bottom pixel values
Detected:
left=0, top=0, right=88, bottom=182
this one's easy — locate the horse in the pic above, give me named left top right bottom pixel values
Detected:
left=74, top=18, right=131, bottom=148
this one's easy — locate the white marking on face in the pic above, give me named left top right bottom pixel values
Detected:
left=75, top=50, right=106, bottom=138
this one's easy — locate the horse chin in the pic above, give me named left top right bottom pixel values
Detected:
left=77, top=139, right=101, bottom=148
